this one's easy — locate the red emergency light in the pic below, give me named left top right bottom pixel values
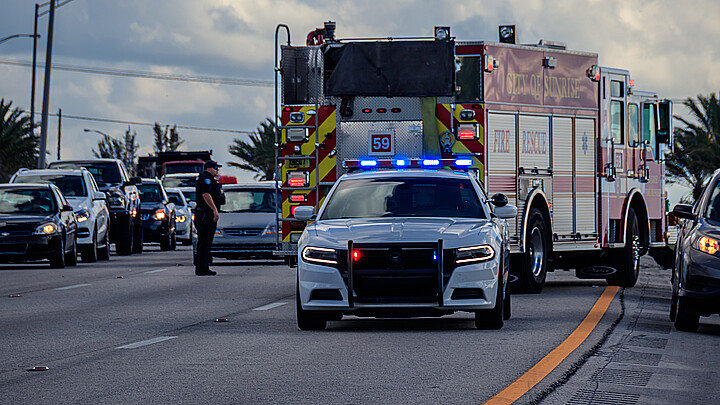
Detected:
left=456, top=123, right=478, bottom=140
left=287, top=171, right=308, bottom=187
left=290, top=194, right=307, bottom=203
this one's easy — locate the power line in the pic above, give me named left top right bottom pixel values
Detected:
left=0, top=57, right=274, bottom=87
left=37, top=0, right=75, bottom=17
left=41, top=111, right=256, bottom=135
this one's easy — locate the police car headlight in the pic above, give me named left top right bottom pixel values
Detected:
left=455, top=245, right=495, bottom=265
left=302, top=246, right=338, bottom=265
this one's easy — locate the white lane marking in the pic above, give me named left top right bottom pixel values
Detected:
left=253, top=302, right=287, bottom=311
left=143, top=268, right=169, bottom=274
left=54, top=283, right=91, bottom=291
left=115, top=336, right=178, bottom=349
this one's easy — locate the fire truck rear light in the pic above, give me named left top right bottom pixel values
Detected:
left=289, top=112, right=305, bottom=123
left=391, top=108, right=402, bottom=113
left=287, top=128, right=307, bottom=143
left=283, top=107, right=292, bottom=112
left=359, top=159, right=378, bottom=167
left=459, top=109, right=475, bottom=121
left=587, top=65, right=601, bottom=82
left=456, top=123, right=478, bottom=140
left=422, top=159, right=441, bottom=167
left=290, top=194, right=307, bottom=203
left=362, top=108, right=372, bottom=113
left=376, top=108, right=387, bottom=113
left=288, top=171, right=308, bottom=187
left=454, top=158, right=473, bottom=167
left=484, top=54, right=497, bottom=72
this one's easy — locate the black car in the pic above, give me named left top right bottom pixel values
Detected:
left=0, top=184, right=78, bottom=268
left=138, top=178, right=176, bottom=250
left=671, top=169, right=720, bottom=331
left=48, top=159, right=143, bottom=256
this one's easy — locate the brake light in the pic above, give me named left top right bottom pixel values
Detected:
left=288, top=171, right=308, bottom=187
left=290, top=194, right=307, bottom=203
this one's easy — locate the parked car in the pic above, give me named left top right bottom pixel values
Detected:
left=10, top=168, right=111, bottom=262
left=137, top=178, right=176, bottom=250
left=161, top=173, right=198, bottom=189
left=165, top=187, right=195, bottom=246
left=193, top=182, right=277, bottom=263
left=48, top=159, right=142, bottom=255
left=294, top=169, right=517, bottom=330
left=0, top=183, right=78, bottom=268
left=671, top=168, right=720, bottom=331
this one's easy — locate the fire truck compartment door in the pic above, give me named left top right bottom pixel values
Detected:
left=552, top=117, right=574, bottom=237
left=518, top=115, right=551, bottom=171
left=487, top=112, right=518, bottom=238
left=575, top=118, right=597, bottom=236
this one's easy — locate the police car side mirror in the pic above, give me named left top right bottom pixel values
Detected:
left=493, top=204, right=517, bottom=219
left=189, top=201, right=197, bottom=210
left=294, top=206, right=315, bottom=221
left=489, top=193, right=508, bottom=207
left=93, top=191, right=106, bottom=201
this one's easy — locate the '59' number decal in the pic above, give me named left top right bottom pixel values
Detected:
left=369, top=132, right=393, bottom=155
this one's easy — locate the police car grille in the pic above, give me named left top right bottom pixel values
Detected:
left=223, top=228, right=264, bottom=236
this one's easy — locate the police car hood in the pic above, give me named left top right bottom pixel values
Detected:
left=308, top=217, right=497, bottom=249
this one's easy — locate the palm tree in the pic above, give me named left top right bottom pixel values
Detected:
left=0, top=99, right=39, bottom=181
left=92, top=126, right=139, bottom=174
left=667, top=93, right=720, bottom=201
left=153, top=123, right=183, bottom=153
left=228, top=118, right=276, bottom=180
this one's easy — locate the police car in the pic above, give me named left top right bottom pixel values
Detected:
left=294, top=159, right=517, bottom=330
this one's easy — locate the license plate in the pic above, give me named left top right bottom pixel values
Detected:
left=288, top=159, right=310, bottom=169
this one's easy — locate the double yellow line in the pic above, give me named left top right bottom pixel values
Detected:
left=485, top=286, right=620, bottom=404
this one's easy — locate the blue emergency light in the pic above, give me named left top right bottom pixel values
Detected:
left=359, top=159, right=378, bottom=167
left=454, top=158, right=473, bottom=167
left=421, top=159, right=441, bottom=167
left=394, top=159, right=407, bottom=167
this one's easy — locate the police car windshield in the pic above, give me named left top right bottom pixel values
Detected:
left=321, top=177, right=484, bottom=220
left=705, top=180, right=720, bottom=223
left=14, top=174, right=87, bottom=197
left=221, top=189, right=275, bottom=213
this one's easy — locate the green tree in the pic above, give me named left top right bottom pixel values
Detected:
left=0, top=99, right=39, bottom=181
left=153, top=123, right=183, bottom=153
left=228, top=118, right=276, bottom=180
left=92, top=126, right=139, bottom=174
left=667, top=93, right=720, bottom=201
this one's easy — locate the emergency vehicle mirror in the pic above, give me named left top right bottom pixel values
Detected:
left=657, top=100, right=672, bottom=144
left=490, top=193, right=508, bottom=207
left=294, top=206, right=315, bottom=221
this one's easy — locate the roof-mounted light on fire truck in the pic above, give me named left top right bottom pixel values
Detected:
left=587, top=65, right=601, bottom=82
left=434, top=26, right=450, bottom=41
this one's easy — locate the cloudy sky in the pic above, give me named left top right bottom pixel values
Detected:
left=1, top=0, right=719, bottom=201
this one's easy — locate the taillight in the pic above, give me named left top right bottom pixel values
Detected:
left=288, top=171, right=308, bottom=187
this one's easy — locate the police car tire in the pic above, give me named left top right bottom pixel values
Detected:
left=49, top=239, right=65, bottom=268
left=160, top=231, right=172, bottom=251
left=511, top=208, right=548, bottom=294
left=475, top=274, right=504, bottom=330
left=607, top=208, right=640, bottom=288
left=98, top=227, right=110, bottom=261
left=81, top=227, right=98, bottom=263
left=296, top=283, right=327, bottom=330
left=132, top=217, right=143, bottom=253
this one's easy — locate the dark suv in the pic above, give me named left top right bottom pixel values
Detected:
left=138, top=178, right=176, bottom=250
left=48, top=159, right=142, bottom=255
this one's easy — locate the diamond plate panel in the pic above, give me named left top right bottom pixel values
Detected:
left=332, top=97, right=423, bottom=122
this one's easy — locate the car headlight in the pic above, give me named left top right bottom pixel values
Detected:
left=697, top=235, right=720, bottom=255
left=175, top=215, right=186, bottom=223
left=215, top=229, right=223, bottom=236
left=264, top=225, right=277, bottom=235
left=153, top=209, right=166, bottom=221
left=75, top=209, right=90, bottom=223
left=455, top=245, right=495, bottom=265
left=301, top=246, right=338, bottom=265
left=33, top=222, right=59, bottom=235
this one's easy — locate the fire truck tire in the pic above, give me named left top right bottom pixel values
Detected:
left=607, top=208, right=640, bottom=288
left=511, top=208, right=548, bottom=294
left=296, top=282, right=327, bottom=330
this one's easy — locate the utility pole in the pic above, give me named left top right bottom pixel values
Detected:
left=57, top=108, right=62, bottom=160
left=31, top=3, right=39, bottom=131
left=38, top=0, right=55, bottom=168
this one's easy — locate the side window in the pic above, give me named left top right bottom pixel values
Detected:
left=643, top=104, right=657, bottom=157
left=628, top=104, right=640, bottom=147
left=610, top=100, right=624, bottom=144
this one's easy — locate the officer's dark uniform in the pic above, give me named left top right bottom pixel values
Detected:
left=195, top=162, right=223, bottom=275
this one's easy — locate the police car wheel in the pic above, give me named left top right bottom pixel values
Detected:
left=296, top=283, right=327, bottom=330
left=475, top=274, right=504, bottom=330
left=674, top=297, right=699, bottom=332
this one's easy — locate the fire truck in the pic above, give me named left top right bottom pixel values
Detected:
left=274, top=22, right=673, bottom=292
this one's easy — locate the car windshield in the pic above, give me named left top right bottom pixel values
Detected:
left=0, top=189, right=56, bottom=214
left=163, top=177, right=197, bottom=188
left=50, top=162, right=120, bottom=186
left=321, top=177, right=484, bottom=220
left=221, top=189, right=275, bottom=213
left=164, top=164, right=203, bottom=174
left=167, top=191, right=185, bottom=207
left=138, top=184, right=163, bottom=203
left=182, top=190, right=196, bottom=203
left=14, top=174, right=87, bottom=197
left=705, top=180, right=720, bottom=222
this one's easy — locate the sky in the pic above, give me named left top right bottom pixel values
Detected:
left=1, top=0, right=719, bottom=203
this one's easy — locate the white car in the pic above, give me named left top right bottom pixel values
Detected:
left=165, top=187, right=194, bottom=245
left=161, top=173, right=198, bottom=190
left=295, top=168, right=517, bottom=330
left=11, top=168, right=111, bottom=262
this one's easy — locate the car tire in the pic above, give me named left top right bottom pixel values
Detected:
left=132, top=216, right=143, bottom=253
left=81, top=226, right=98, bottom=263
left=49, top=238, right=65, bottom=269
left=116, top=216, right=133, bottom=256
left=65, top=236, right=78, bottom=266
left=170, top=230, right=177, bottom=250
left=475, top=273, right=504, bottom=330
left=98, top=225, right=110, bottom=261
left=160, top=230, right=172, bottom=251
left=296, top=282, right=327, bottom=330
left=511, top=208, right=548, bottom=294
left=674, top=297, right=699, bottom=332
left=503, top=281, right=511, bottom=320
left=607, top=208, right=640, bottom=288
left=669, top=292, right=678, bottom=322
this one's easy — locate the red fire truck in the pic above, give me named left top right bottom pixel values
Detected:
left=274, top=22, right=673, bottom=292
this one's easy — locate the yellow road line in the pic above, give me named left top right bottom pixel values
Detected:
left=484, top=285, right=619, bottom=405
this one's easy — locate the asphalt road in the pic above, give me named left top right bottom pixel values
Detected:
left=0, top=246, right=717, bottom=404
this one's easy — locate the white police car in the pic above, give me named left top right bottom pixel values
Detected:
left=294, top=163, right=517, bottom=330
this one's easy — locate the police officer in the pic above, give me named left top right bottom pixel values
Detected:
left=195, top=160, right=223, bottom=276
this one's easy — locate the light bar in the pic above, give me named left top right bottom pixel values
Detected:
left=421, top=159, right=441, bottom=167
left=344, top=157, right=478, bottom=170
left=454, top=158, right=473, bottom=167
left=395, top=159, right=407, bottom=167
left=359, top=159, right=378, bottom=167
